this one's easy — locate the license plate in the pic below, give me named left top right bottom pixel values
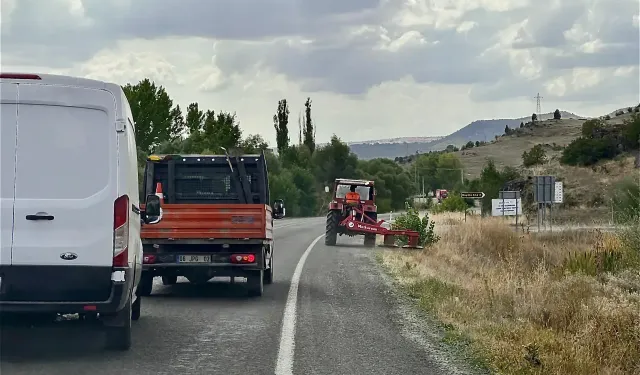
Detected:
left=177, top=255, right=211, bottom=263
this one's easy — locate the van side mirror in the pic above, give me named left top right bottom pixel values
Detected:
left=143, top=194, right=162, bottom=224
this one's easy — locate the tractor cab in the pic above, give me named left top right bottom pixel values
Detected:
left=332, top=179, right=375, bottom=213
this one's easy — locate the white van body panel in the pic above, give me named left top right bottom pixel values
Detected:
left=0, top=83, right=19, bottom=267
left=11, top=84, right=118, bottom=267
left=0, top=73, right=141, bottom=304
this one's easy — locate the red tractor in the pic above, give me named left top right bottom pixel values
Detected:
left=324, top=178, right=422, bottom=249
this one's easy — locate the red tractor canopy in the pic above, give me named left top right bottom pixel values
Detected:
left=329, top=178, right=376, bottom=212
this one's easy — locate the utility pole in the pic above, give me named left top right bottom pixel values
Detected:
left=534, top=93, right=543, bottom=119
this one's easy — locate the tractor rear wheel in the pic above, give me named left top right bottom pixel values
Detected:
left=325, top=210, right=340, bottom=246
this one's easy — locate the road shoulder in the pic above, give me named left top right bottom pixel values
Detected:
left=373, top=251, right=490, bottom=375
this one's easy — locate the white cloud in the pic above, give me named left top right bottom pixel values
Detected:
left=1, top=0, right=638, bottom=147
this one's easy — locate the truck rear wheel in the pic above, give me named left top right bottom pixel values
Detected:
left=162, top=275, right=177, bottom=285
left=137, top=273, right=153, bottom=297
left=264, top=252, right=274, bottom=285
left=247, top=270, right=264, bottom=297
left=325, top=210, right=340, bottom=246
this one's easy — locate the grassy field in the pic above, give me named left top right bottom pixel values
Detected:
left=379, top=213, right=640, bottom=374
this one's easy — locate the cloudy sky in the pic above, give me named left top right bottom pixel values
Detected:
left=2, top=0, right=638, bottom=145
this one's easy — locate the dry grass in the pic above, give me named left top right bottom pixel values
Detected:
left=381, top=214, right=640, bottom=374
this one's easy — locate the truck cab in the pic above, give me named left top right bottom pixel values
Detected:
left=138, top=152, right=274, bottom=297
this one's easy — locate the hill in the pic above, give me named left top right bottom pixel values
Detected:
left=453, top=105, right=638, bottom=224
left=348, top=111, right=581, bottom=159
left=425, top=110, right=581, bottom=151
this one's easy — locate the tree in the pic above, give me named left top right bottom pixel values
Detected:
left=532, top=113, right=537, bottom=122
left=185, top=103, right=205, bottom=134
left=469, top=159, right=521, bottom=213
left=464, top=141, right=475, bottom=149
left=522, top=144, right=547, bottom=167
left=273, top=99, right=290, bottom=155
left=123, top=76, right=429, bottom=219
left=504, top=125, right=511, bottom=135
left=553, top=109, right=561, bottom=120
left=303, top=97, right=316, bottom=154
left=312, top=135, right=358, bottom=187
left=475, top=141, right=480, bottom=147
left=520, top=122, right=524, bottom=128
left=240, top=134, right=269, bottom=153
left=122, top=78, right=178, bottom=153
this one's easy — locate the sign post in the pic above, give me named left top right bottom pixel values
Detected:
left=533, top=176, right=556, bottom=232
left=461, top=192, right=485, bottom=222
left=496, top=191, right=521, bottom=228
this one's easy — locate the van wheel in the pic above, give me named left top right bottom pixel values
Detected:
left=131, top=295, right=141, bottom=321
left=247, top=270, right=264, bottom=297
left=263, top=253, right=274, bottom=285
left=138, top=274, right=153, bottom=296
left=105, top=297, right=132, bottom=351
left=162, top=275, right=177, bottom=285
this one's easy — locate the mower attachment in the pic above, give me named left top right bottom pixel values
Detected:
left=339, top=206, right=423, bottom=249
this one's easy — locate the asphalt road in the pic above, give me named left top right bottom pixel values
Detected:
left=0, top=214, right=468, bottom=375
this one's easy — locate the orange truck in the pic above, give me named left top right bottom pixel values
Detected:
left=137, top=152, right=275, bottom=297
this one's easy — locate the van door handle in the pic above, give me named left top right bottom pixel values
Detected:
left=26, top=212, right=54, bottom=221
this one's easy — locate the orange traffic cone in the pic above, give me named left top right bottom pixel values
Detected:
left=155, top=182, right=164, bottom=204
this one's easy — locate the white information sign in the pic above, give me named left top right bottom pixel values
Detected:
left=491, top=198, right=523, bottom=216
left=554, top=182, right=563, bottom=203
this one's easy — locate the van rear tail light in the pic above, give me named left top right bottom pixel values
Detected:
left=143, top=254, right=156, bottom=264
left=230, top=254, right=256, bottom=264
left=0, top=73, right=41, bottom=80
left=113, top=195, right=129, bottom=267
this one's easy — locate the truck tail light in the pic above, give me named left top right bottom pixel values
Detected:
left=230, top=254, right=256, bottom=264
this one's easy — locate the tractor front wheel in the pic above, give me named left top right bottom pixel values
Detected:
left=325, top=210, right=340, bottom=246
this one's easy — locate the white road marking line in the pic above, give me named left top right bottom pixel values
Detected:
left=274, top=233, right=325, bottom=375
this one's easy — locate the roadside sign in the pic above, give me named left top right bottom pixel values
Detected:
left=498, top=191, right=521, bottom=199
left=492, top=199, right=523, bottom=216
left=461, top=192, right=485, bottom=198
left=554, top=182, right=563, bottom=203
left=533, top=175, right=555, bottom=203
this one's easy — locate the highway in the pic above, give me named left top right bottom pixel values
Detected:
left=0, top=215, right=475, bottom=375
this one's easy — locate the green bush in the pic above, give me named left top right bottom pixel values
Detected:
left=392, top=202, right=440, bottom=247
left=612, top=177, right=640, bottom=224
left=581, top=118, right=606, bottom=138
left=560, top=137, right=619, bottom=166
left=522, top=144, right=547, bottom=167
left=563, top=250, right=622, bottom=276
left=432, top=195, right=468, bottom=213
left=621, top=113, right=640, bottom=150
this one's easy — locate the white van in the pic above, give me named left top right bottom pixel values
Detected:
left=0, top=72, right=163, bottom=350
